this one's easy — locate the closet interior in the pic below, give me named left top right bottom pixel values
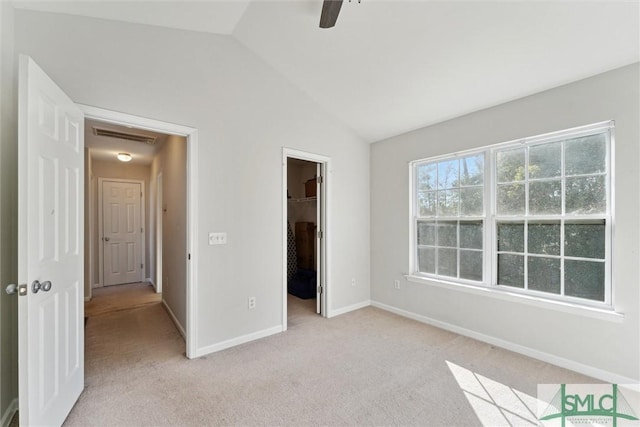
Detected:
left=287, top=158, right=319, bottom=303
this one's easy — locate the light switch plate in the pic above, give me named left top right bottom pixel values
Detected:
left=208, top=232, right=227, bottom=245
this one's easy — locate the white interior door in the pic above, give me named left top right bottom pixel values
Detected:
left=102, top=180, right=143, bottom=286
left=18, top=55, right=84, bottom=427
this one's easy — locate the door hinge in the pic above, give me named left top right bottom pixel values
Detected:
left=317, top=230, right=323, bottom=239
left=141, top=263, right=143, bottom=269
left=317, top=175, right=323, bottom=184
left=141, top=227, right=143, bottom=233
left=317, top=285, right=323, bottom=294
left=188, top=253, right=191, bottom=260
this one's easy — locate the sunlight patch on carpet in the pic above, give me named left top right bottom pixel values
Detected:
left=446, top=360, right=541, bottom=426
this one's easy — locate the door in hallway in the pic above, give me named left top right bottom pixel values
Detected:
left=102, top=180, right=143, bottom=286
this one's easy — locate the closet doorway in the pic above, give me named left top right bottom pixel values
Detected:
left=282, top=149, right=330, bottom=330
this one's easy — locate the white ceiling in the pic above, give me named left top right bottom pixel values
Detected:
left=12, top=1, right=640, bottom=143
left=11, top=0, right=251, bottom=35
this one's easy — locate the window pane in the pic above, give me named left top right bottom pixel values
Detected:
left=418, top=191, right=437, bottom=217
left=528, top=257, right=560, bottom=294
left=497, top=148, right=525, bottom=183
left=437, top=221, right=457, bottom=247
left=565, top=260, right=605, bottom=301
left=460, top=221, right=483, bottom=249
left=438, top=159, right=459, bottom=189
left=497, top=183, right=525, bottom=215
left=417, top=221, right=436, bottom=246
left=529, top=142, right=561, bottom=179
left=418, top=247, right=436, bottom=274
left=460, top=250, right=482, bottom=281
left=565, top=176, right=606, bottom=214
left=528, top=223, right=560, bottom=255
left=565, top=134, right=606, bottom=176
left=529, top=180, right=561, bottom=215
left=460, top=154, right=484, bottom=186
left=438, top=189, right=459, bottom=216
left=498, top=254, right=524, bottom=288
left=460, top=187, right=483, bottom=216
left=437, top=248, right=457, bottom=277
left=497, top=223, right=524, bottom=253
left=565, top=222, right=605, bottom=259
left=417, top=163, right=437, bottom=191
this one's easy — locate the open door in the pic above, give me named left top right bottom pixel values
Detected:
left=18, top=56, right=84, bottom=426
left=315, top=163, right=323, bottom=314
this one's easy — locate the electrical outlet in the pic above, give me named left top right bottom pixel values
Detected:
left=209, top=232, right=227, bottom=245
left=351, top=278, right=356, bottom=287
left=248, top=297, right=256, bottom=309
left=394, top=280, right=400, bottom=290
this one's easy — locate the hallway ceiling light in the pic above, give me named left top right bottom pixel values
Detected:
left=117, top=153, right=132, bottom=162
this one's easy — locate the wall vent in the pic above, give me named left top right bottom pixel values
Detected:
left=93, top=127, right=157, bottom=145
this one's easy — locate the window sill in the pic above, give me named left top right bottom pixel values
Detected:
left=404, top=274, right=624, bottom=323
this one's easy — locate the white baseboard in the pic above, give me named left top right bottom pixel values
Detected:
left=371, top=300, right=639, bottom=387
left=91, top=283, right=101, bottom=289
left=162, top=300, right=186, bottom=339
left=328, top=300, right=371, bottom=318
left=84, top=296, right=91, bottom=302
left=1, top=398, right=17, bottom=427
left=194, top=325, right=283, bottom=358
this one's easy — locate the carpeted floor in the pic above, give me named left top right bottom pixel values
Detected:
left=58, top=291, right=598, bottom=426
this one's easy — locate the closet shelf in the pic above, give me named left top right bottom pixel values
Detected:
left=288, top=196, right=317, bottom=203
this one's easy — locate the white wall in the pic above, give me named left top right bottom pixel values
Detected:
left=371, top=64, right=640, bottom=383
left=149, top=135, right=187, bottom=330
left=14, top=10, right=370, bottom=353
left=0, top=1, right=18, bottom=425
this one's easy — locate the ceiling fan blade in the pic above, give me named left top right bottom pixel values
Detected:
left=319, top=0, right=343, bottom=28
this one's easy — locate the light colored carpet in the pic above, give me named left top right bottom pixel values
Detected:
left=85, top=282, right=161, bottom=318
left=60, top=293, right=598, bottom=426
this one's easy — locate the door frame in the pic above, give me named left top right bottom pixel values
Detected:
left=155, top=172, right=163, bottom=294
left=97, top=178, right=145, bottom=287
left=282, top=148, right=331, bottom=331
left=79, top=104, right=199, bottom=359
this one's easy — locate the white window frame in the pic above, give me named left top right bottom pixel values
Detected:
left=409, top=121, right=615, bottom=310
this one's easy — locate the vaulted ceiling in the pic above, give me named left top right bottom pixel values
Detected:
left=12, top=1, right=640, bottom=143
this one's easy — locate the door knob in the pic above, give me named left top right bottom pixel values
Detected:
left=32, top=280, right=52, bottom=294
left=6, top=284, right=27, bottom=296
left=104, top=237, right=110, bottom=242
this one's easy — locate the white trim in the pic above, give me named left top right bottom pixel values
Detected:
left=0, top=398, right=18, bottom=427
left=371, top=300, right=638, bottom=386
left=193, top=326, right=283, bottom=358
left=405, top=274, right=623, bottom=323
left=77, top=104, right=199, bottom=359
left=186, top=131, right=199, bottom=359
left=97, top=177, right=145, bottom=287
left=83, top=296, right=91, bottom=302
left=78, top=104, right=196, bottom=136
left=155, top=172, right=163, bottom=294
left=162, top=299, right=185, bottom=339
left=327, top=300, right=371, bottom=318
left=282, top=148, right=332, bottom=331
